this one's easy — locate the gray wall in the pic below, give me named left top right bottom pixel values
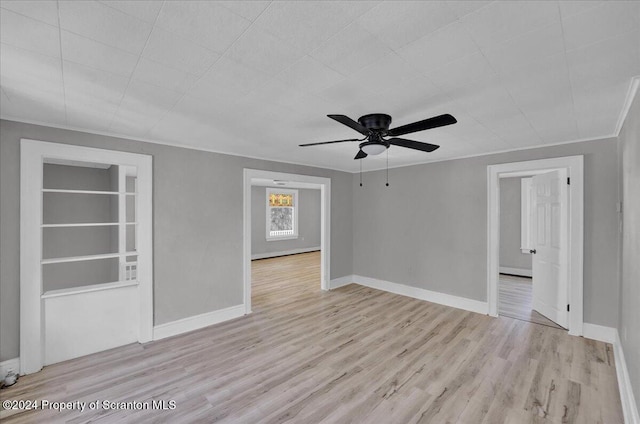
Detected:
left=617, top=90, right=640, bottom=409
left=42, top=164, right=119, bottom=291
left=0, top=119, right=354, bottom=362
left=0, top=118, right=627, bottom=365
left=353, top=138, right=619, bottom=328
left=251, top=186, right=320, bottom=257
left=499, top=177, right=532, bottom=272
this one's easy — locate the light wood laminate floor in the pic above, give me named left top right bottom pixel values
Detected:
left=499, top=274, right=565, bottom=330
left=1, top=252, right=623, bottom=423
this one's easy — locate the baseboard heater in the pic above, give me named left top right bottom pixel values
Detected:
left=251, top=247, right=320, bottom=261
left=499, top=267, right=532, bottom=278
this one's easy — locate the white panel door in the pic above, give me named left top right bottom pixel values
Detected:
left=531, top=169, right=569, bottom=328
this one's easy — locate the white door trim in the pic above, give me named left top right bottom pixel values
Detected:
left=243, top=169, right=331, bottom=314
left=20, top=139, right=153, bottom=374
left=487, top=155, right=584, bottom=336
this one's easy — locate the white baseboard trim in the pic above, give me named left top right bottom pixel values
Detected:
left=499, top=266, right=532, bottom=277
left=0, top=357, right=20, bottom=378
left=581, top=324, right=638, bottom=423
left=583, top=323, right=617, bottom=344
left=614, top=330, right=640, bottom=424
left=251, top=246, right=320, bottom=260
left=329, top=275, right=354, bottom=290
left=153, top=304, right=245, bottom=341
left=352, top=275, right=488, bottom=315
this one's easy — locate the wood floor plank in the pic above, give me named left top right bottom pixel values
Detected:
left=0, top=252, right=624, bottom=423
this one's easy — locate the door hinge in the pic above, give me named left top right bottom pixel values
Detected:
left=567, top=304, right=570, bottom=312
left=567, top=177, right=570, bottom=185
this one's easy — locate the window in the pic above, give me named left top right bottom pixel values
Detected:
left=266, top=188, right=298, bottom=240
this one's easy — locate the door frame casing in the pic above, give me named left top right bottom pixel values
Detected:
left=487, top=155, right=584, bottom=336
left=20, top=139, right=153, bottom=374
left=243, top=169, right=331, bottom=314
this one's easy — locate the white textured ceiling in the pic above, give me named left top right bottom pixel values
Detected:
left=1, top=1, right=638, bottom=172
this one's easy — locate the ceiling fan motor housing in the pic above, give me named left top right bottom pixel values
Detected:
left=358, top=114, right=392, bottom=132
left=358, top=115, right=392, bottom=154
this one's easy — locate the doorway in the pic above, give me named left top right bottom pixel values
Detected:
left=487, top=156, right=584, bottom=336
left=498, top=176, right=553, bottom=328
left=20, top=140, right=153, bottom=375
left=250, top=181, right=322, bottom=308
left=243, top=170, right=331, bottom=315
left=498, top=175, right=564, bottom=329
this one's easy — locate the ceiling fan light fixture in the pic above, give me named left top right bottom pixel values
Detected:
left=360, top=142, right=387, bottom=156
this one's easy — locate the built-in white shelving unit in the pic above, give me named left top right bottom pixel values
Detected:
left=41, top=163, right=139, bottom=295
left=21, top=139, right=153, bottom=374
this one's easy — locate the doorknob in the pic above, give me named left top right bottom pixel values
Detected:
left=530, top=249, right=537, bottom=254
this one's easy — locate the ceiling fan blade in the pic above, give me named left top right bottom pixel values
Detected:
left=354, top=150, right=367, bottom=160
left=387, top=114, right=456, bottom=136
left=299, top=138, right=360, bottom=147
left=328, top=114, right=371, bottom=136
left=388, top=138, right=440, bottom=152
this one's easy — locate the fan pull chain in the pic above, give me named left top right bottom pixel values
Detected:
left=386, top=149, right=389, bottom=187
left=359, top=159, right=363, bottom=187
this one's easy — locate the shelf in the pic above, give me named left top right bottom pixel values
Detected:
left=42, top=251, right=137, bottom=265
left=42, top=222, right=120, bottom=228
left=41, top=280, right=138, bottom=299
left=43, top=189, right=137, bottom=195
left=42, top=189, right=120, bottom=195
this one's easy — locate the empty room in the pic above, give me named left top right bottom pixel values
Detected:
left=0, top=1, right=638, bottom=423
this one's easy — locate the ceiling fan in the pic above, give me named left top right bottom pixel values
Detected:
left=299, top=113, right=457, bottom=159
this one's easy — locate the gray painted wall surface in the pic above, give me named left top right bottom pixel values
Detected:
left=618, top=91, right=640, bottom=409
left=353, top=138, right=619, bottom=327
left=499, top=177, right=532, bottom=271
left=42, top=164, right=119, bottom=290
left=251, top=186, right=320, bottom=256
left=0, top=119, right=353, bottom=361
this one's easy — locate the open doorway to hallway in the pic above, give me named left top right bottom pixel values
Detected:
left=497, top=173, right=568, bottom=330
left=497, top=176, right=561, bottom=328
left=488, top=156, right=584, bottom=335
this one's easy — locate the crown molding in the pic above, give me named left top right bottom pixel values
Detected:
left=358, top=135, right=617, bottom=173
left=614, top=76, right=640, bottom=137
left=3, top=75, right=638, bottom=175
left=0, top=116, right=349, bottom=174
left=355, top=74, right=639, bottom=173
